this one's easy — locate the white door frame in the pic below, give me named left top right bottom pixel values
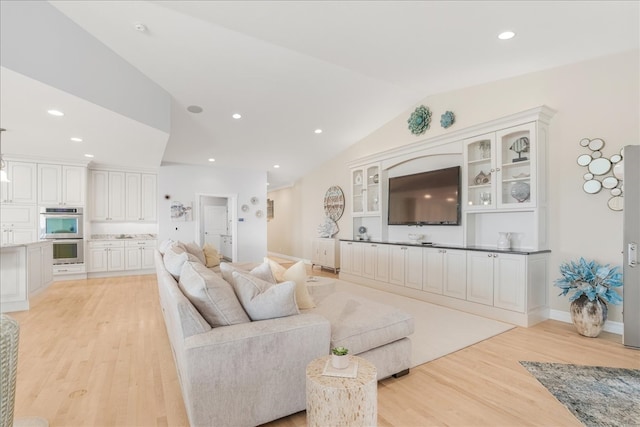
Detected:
left=195, top=193, right=238, bottom=262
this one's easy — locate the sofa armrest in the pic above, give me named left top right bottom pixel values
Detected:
left=179, top=313, right=331, bottom=427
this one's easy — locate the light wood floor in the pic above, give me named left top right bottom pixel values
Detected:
left=8, top=269, right=640, bottom=427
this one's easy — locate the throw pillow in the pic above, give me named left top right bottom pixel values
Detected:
left=184, top=241, right=206, bottom=265
left=282, top=261, right=316, bottom=309
left=158, top=239, right=174, bottom=255
left=264, top=257, right=287, bottom=282
left=231, top=271, right=299, bottom=321
left=203, top=243, right=221, bottom=268
left=179, top=261, right=249, bottom=327
left=220, top=262, right=276, bottom=287
left=163, top=247, right=190, bottom=279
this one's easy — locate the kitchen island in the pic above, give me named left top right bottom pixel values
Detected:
left=1, top=240, right=53, bottom=313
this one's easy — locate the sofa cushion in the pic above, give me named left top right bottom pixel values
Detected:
left=203, top=243, right=221, bottom=268
left=307, top=291, right=414, bottom=355
left=179, top=261, right=250, bottom=327
left=184, top=241, right=206, bottom=265
left=231, top=271, right=299, bottom=321
left=158, top=238, right=175, bottom=255
left=265, top=257, right=287, bottom=282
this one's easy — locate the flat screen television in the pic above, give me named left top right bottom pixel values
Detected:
left=387, top=166, right=461, bottom=225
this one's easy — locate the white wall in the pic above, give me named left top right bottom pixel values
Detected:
left=270, top=49, right=639, bottom=323
left=159, top=164, right=267, bottom=262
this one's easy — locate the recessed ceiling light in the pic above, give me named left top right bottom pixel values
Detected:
left=314, top=129, right=323, bottom=134
left=187, top=105, right=203, bottom=114
left=424, top=194, right=432, bottom=199
left=273, top=164, right=280, bottom=169
left=47, top=109, right=64, bottom=116
left=84, top=154, right=94, bottom=158
left=208, top=158, right=215, bottom=162
left=70, top=137, right=83, bottom=142
left=232, top=113, right=242, bottom=119
left=498, top=31, right=515, bottom=40
left=133, top=22, right=147, bottom=32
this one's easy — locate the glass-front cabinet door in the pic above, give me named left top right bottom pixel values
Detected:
left=464, top=133, right=496, bottom=209
left=496, top=122, right=536, bottom=209
left=351, top=164, right=381, bottom=216
left=464, top=123, right=536, bottom=210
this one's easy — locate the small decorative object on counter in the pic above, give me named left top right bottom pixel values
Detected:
left=497, top=232, right=511, bottom=250
left=357, top=226, right=368, bottom=241
left=317, top=217, right=339, bottom=238
left=331, top=346, right=349, bottom=369
left=554, top=258, right=623, bottom=337
left=407, top=105, right=431, bottom=135
left=440, top=111, right=455, bottom=129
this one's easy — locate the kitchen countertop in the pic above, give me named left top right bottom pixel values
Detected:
left=90, top=234, right=157, bottom=241
left=1, top=240, right=53, bottom=249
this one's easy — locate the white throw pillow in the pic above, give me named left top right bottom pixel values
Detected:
left=220, top=262, right=276, bottom=287
left=282, top=261, right=316, bottom=309
left=231, top=271, right=299, bottom=321
left=158, top=239, right=174, bottom=255
left=163, top=247, right=190, bottom=279
left=264, top=257, right=287, bottom=282
left=179, top=261, right=249, bottom=327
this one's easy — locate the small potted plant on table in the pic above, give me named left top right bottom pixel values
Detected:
left=555, top=257, right=623, bottom=337
left=331, top=346, right=349, bottom=369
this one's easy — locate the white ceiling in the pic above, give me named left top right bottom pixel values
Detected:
left=1, top=1, right=638, bottom=188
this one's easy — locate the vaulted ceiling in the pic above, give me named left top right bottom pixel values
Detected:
left=1, top=1, right=638, bottom=188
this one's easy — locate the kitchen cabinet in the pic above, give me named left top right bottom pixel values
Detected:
left=351, top=164, right=381, bottom=216
left=0, top=161, right=37, bottom=204
left=340, top=241, right=363, bottom=276
left=311, top=238, right=340, bottom=273
left=362, top=243, right=389, bottom=281
left=389, top=245, right=423, bottom=290
left=0, top=205, right=38, bottom=245
left=38, top=164, right=86, bottom=206
left=125, top=173, right=157, bottom=221
left=27, top=242, right=53, bottom=294
left=467, top=251, right=527, bottom=311
left=423, top=247, right=467, bottom=299
left=88, top=241, right=125, bottom=272
left=125, top=240, right=157, bottom=270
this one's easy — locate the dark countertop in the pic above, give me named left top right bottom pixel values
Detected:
left=339, top=239, right=551, bottom=255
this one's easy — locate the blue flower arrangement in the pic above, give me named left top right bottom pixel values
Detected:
left=554, top=258, right=623, bottom=305
left=440, top=111, right=455, bottom=129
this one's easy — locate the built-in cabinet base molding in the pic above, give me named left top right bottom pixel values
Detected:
left=549, top=309, right=623, bottom=335
left=340, top=272, right=548, bottom=327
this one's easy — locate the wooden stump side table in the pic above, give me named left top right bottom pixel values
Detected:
left=305, top=355, right=377, bottom=427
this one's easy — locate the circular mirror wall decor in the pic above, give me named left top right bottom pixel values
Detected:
left=588, top=138, right=605, bottom=151
left=588, top=158, right=611, bottom=175
left=611, top=154, right=622, bottom=163
left=613, top=162, right=624, bottom=179
left=583, top=179, right=602, bottom=194
left=323, top=186, right=345, bottom=221
left=583, top=172, right=594, bottom=180
left=611, top=187, right=622, bottom=196
left=579, top=138, right=590, bottom=147
left=602, top=176, right=618, bottom=189
left=608, top=196, right=624, bottom=211
left=577, top=154, right=592, bottom=166
left=591, top=151, right=602, bottom=159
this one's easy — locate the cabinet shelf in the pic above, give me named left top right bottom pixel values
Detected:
left=467, top=158, right=492, bottom=165
left=501, top=160, right=530, bottom=168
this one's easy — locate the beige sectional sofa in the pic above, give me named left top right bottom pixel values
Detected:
left=154, top=242, right=413, bottom=427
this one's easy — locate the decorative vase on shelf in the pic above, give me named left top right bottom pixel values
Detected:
left=570, top=295, right=608, bottom=338
left=511, top=181, right=530, bottom=202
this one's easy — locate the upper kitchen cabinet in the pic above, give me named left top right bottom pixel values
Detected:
left=125, top=173, right=157, bottom=222
left=90, top=169, right=157, bottom=222
left=37, top=164, right=86, bottom=206
left=1, top=161, right=37, bottom=204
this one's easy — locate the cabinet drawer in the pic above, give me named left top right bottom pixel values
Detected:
left=125, top=240, right=157, bottom=248
left=89, top=240, right=125, bottom=248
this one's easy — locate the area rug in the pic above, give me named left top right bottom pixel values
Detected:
left=334, top=280, right=515, bottom=367
left=520, top=361, right=640, bottom=427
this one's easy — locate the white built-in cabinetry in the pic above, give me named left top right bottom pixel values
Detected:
left=1, top=161, right=37, bottom=204
left=0, top=205, right=38, bottom=245
left=351, top=164, right=381, bottom=216
left=90, top=169, right=157, bottom=222
left=88, top=239, right=157, bottom=273
left=37, top=164, right=86, bottom=206
left=340, top=240, right=548, bottom=327
left=311, top=238, right=340, bottom=273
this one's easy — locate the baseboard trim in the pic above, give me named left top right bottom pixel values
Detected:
left=549, top=309, right=623, bottom=335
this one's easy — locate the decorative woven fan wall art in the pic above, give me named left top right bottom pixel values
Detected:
left=324, top=186, right=345, bottom=221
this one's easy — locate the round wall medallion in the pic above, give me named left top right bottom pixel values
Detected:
left=324, top=186, right=345, bottom=221
left=407, top=105, right=431, bottom=135
left=250, top=196, right=259, bottom=205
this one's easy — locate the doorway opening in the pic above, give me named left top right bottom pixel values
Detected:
left=195, top=193, right=237, bottom=262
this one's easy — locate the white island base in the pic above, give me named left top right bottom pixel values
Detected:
left=1, top=241, right=53, bottom=313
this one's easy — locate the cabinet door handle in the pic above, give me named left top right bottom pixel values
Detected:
left=488, top=254, right=492, bottom=257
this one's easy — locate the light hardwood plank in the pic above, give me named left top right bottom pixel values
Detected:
left=8, top=272, right=639, bottom=427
